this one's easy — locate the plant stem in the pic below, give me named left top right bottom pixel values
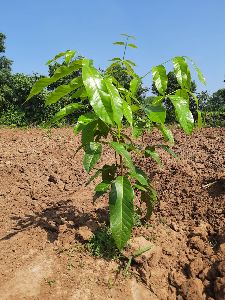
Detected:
left=122, top=37, right=128, bottom=61
left=120, top=154, right=123, bottom=176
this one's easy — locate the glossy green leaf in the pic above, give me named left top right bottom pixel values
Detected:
left=123, top=100, right=133, bottom=125
left=50, top=103, right=82, bottom=124
left=152, top=65, right=168, bottom=95
left=184, top=56, right=206, bottom=85
left=169, top=89, right=194, bottom=134
left=27, top=61, right=81, bottom=100
left=83, top=142, right=102, bottom=173
left=109, top=176, right=134, bottom=250
left=145, top=104, right=166, bottom=124
left=187, top=91, right=202, bottom=128
left=71, top=87, right=87, bottom=100
left=145, top=146, right=162, bottom=165
left=46, top=50, right=76, bottom=65
left=73, top=112, right=98, bottom=135
left=127, top=43, right=137, bottom=48
left=141, top=187, right=157, bottom=219
left=150, top=96, right=164, bottom=105
left=157, top=124, right=174, bottom=144
left=45, top=77, right=83, bottom=106
left=130, top=77, right=141, bottom=96
left=104, top=78, right=123, bottom=126
left=172, top=56, right=191, bottom=89
left=81, top=120, right=98, bottom=146
left=110, top=142, right=135, bottom=173
left=131, top=167, right=149, bottom=186
left=95, top=182, right=111, bottom=192
left=82, top=59, right=114, bottom=125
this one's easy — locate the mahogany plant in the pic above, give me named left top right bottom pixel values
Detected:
left=27, top=34, right=206, bottom=250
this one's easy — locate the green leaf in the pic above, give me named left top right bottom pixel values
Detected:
left=120, top=33, right=136, bottom=39
left=113, top=41, right=125, bottom=46
left=82, top=59, right=114, bottom=125
left=169, top=89, right=194, bottom=134
left=71, top=87, right=87, bottom=100
left=123, top=100, right=133, bottom=125
left=81, top=120, right=98, bottom=146
left=130, top=167, right=149, bottom=186
left=157, top=144, right=178, bottom=158
left=109, top=176, right=134, bottom=250
left=127, top=43, right=137, bottom=48
left=172, top=56, right=191, bottom=89
left=133, top=184, right=147, bottom=192
left=150, top=96, right=164, bottom=105
left=145, top=104, right=166, bottom=124
left=110, top=142, right=135, bottom=173
left=145, top=146, right=162, bottom=166
left=109, top=57, right=122, bottom=62
left=45, top=77, right=83, bottom=106
left=95, top=182, right=111, bottom=192
left=50, top=103, right=83, bottom=124
left=184, top=56, right=206, bottom=85
left=46, top=50, right=76, bottom=65
left=73, top=112, right=98, bottom=135
left=130, top=77, right=141, bottom=96
left=27, top=61, right=81, bottom=100
left=104, top=78, right=123, bottom=126
left=125, top=59, right=136, bottom=67
left=83, top=142, right=102, bottom=173
left=157, top=124, right=174, bottom=144
left=152, top=65, right=168, bottom=95
left=141, top=187, right=157, bottom=219
left=187, top=91, right=202, bottom=128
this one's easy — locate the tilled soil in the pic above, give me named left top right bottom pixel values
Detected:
left=0, top=127, right=224, bottom=300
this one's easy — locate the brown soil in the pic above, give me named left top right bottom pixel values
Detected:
left=0, top=127, right=224, bottom=300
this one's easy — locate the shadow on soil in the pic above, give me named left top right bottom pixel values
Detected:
left=1, top=200, right=109, bottom=243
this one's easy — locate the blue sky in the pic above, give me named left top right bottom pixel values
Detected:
left=1, top=0, right=225, bottom=94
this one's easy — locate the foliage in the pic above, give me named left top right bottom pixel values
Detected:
left=27, top=35, right=205, bottom=251
left=198, top=89, right=225, bottom=127
left=152, top=71, right=197, bottom=122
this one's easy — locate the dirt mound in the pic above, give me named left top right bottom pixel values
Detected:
left=0, top=127, right=224, bottom=299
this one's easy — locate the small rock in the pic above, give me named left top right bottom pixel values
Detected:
left=169, top=270, right=186, bottom=287
left=189, top=236, right=205, bottom=253
left=188, top=257, right=204, bottom=277
left=58, top=224, right=68, bottom=234
left=218, top=243, right=225, bottom=257
left=218, top=261, right=225, bottom=277
left=76, top=226, right=93, bottom=241
left=180, top=278, right=204, bottom=300
left=126, top=236, right=162, bottom=267
left=170, top=222, right=179, bottom=232
left=191, top=223, right=209, bottom=240
left=214, top=277, right=225, bottom=300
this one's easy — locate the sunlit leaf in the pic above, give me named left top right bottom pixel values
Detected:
left=82, top=59, right=114, bottom=125
left=50, top=103, right=83, bottom=123
left=45, top=77, right=83, bottom=106
left=169, top=89, right=194, bottom=134
left=172, top=56, right=191, bottom=89
left=152, top=65, right=168, bottom=95
left=184, top=56, right=206, bottom=85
